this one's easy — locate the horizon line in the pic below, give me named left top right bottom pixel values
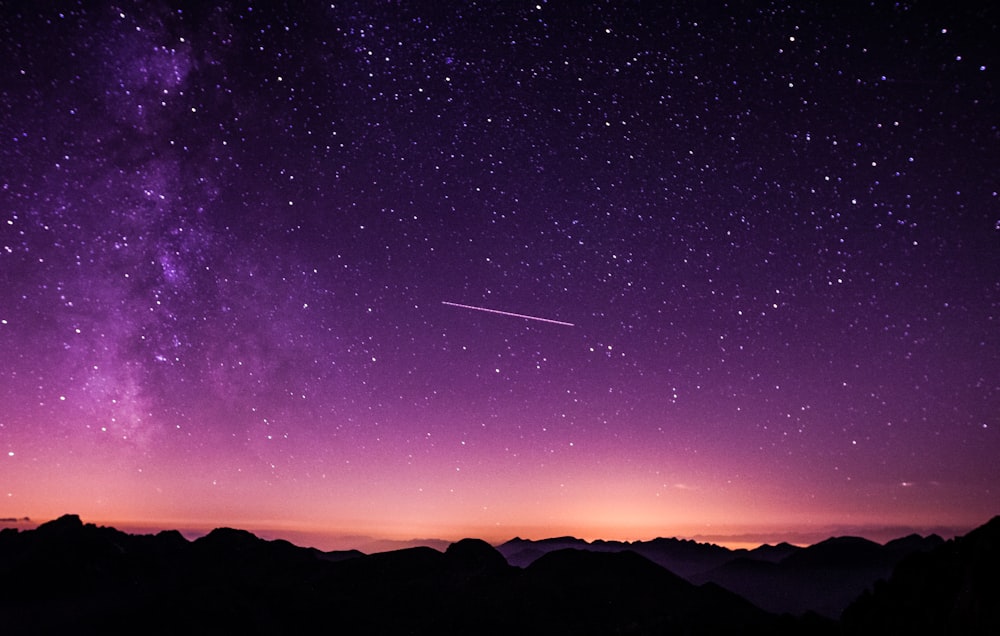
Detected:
left=2, top=513, right=984, bottom=553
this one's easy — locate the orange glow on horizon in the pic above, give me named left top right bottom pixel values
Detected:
left=3, top=510, right=983, bottom=555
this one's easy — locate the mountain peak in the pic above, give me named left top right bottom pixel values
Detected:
left=195, top=526, right=264, bottom=552
left=445, top=538, right=509, bottom=572
left=46, top=513, right=83, bottom=528
left=34, top=514, right=85, bottom=537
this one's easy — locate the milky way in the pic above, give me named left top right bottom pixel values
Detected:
left=1, top=2, right=997, bottom=547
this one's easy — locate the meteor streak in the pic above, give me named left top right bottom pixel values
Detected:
left=442, top=301, right=575, bottom=327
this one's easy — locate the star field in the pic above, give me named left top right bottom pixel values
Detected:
left=1, top=1, right=998, bottom=546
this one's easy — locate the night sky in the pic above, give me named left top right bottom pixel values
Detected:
left=2, top=2, right=998, bottom=549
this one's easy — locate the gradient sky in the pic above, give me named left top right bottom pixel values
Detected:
left=1, top=1, right=998, bottom=550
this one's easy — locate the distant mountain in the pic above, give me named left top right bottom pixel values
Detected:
left=498, top=535, right=743, bottom=577
left=692, top=533, right=943, bottom=618
left=520, top=548, right=782, bottom=635
left=499, top=530, right=944, bottom=618
left=747, top=541, right=801, bottom=563
left=359, top=536, right=453, bottom=553
left=500, top=535, right=591, bottom=566
left=0, top=514, right=831, bottom=635
left=841, top=516, right=1000, bottom=635
left=0, top=514, right=992, bottom=634
left=883, top=532, right=945, bottom=558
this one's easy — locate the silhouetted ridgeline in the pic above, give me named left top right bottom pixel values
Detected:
left=1, top=515, right=996, bottom=635
left=499, top=531, right=944, bottom=617
left=841, top=515, right=1000, bottom=635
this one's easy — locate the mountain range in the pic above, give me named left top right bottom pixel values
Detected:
left=1, top=514, right=996, bottom=634
left=497, top=531, right=944, bottom=617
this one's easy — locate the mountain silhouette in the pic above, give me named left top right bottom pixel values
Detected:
left=0, top=513, right=993, bottom=634
left=841, top=515, right=1000, bottom=635
left=746, top=541, right=800, bottom=563
left=692, top=533, right=943, bottom=617
left=499, top=534, right=743, bottom=577
left=500, top=529, right=944, bottom=618
left=520, top=548, right=785, bottom=635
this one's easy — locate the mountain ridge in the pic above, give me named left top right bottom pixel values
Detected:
left=0, top=514, right=994, bottom=634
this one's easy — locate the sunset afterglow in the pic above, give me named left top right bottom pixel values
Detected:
left=2, top=2, right=997, bottom=551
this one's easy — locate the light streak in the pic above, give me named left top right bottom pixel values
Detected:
left=442, top=301, right=575, bottom=327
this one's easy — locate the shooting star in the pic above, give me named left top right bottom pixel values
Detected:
left=442, top=301, right=575, bottom=327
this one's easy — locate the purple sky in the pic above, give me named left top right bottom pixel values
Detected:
left=1, top=1, right=997, bottom=549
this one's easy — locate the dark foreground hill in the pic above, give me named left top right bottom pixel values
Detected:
left=1, top=515, right=996, bottom=634
left=841, top=515, right=1000, bottom=635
